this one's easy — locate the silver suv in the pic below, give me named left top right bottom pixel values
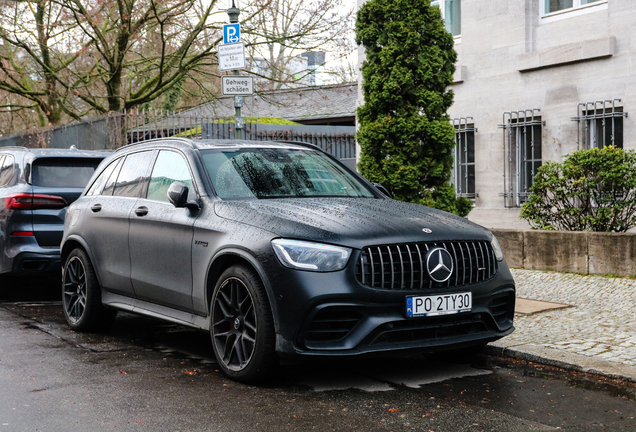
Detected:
left=0, top=147, right=108, bottom=275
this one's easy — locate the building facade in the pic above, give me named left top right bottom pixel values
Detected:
left=357, top=0, right=636, bottom=229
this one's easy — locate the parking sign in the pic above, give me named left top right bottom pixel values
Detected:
left=223, top=24, right=241, bottom=44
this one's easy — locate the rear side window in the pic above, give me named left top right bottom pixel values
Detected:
left=112, top=151, right=155, bottom=198
left=102, top=158, right=124, bottom=196
left=32, top=158, right=102, bottom=188
left=0, top=155, right=15, bottom=187
left=86, top=158, right=121, bottom=196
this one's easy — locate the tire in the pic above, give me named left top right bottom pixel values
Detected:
left=210, top=265, right=277, bottom=383
left=62, top=248, right=116, bottom=332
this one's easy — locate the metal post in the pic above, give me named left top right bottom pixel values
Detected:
left=228, top=1, right=242, bottom=140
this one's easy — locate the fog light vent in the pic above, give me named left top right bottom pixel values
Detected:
left=305, top=309, right=363, bottom=343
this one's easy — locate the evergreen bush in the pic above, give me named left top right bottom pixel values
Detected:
left=355, top=0, right=472, bottom=216
left=520, top=146, right=636, bottom=232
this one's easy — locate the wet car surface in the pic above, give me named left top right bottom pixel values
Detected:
left=60, top=138, right=515, bottom=383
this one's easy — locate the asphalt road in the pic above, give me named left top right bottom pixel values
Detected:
left=0, top=275, right=634, bottom=432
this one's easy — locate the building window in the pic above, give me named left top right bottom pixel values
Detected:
left=431, top=0, right=461, bottom=37
left=573, top=100, right=627, bottom=150
left=451, top=118, right=476, bottom=198
left=543, top=0, right=602, bottom=14
left=500, top=110, right=543, bottom=208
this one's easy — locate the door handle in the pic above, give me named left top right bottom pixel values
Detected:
left=90, top=204, right=102, bottom=213
left=135, top=206, right=148, bottom=217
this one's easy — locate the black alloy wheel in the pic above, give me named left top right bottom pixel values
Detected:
left=62, top=248, right=116, bottom=332
left=211, top=265, right=277, bottom=383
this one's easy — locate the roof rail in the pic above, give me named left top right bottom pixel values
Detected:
left=0, top=146, right=29, bottom=151
left=115, top=137, right=197, bottom=152
left=273, top=140, right=322, bottom=152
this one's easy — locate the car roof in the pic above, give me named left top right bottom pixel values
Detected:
left=0, top=146, right=111, bottom=159
left=114, top=138, right=320, bottom=153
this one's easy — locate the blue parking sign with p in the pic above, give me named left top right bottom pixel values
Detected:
left=223, top=24, right=241, bottom=44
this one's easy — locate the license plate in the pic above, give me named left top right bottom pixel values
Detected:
left=406, top=292, right=472, bottom=317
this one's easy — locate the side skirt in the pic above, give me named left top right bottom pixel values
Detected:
left=102, top=291, right=209, bottom=331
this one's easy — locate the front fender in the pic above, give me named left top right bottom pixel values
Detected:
left=205, top=247, right=281, bottom=336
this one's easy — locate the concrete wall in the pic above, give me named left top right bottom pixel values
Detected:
left=492, top=229, right=636, bottom=277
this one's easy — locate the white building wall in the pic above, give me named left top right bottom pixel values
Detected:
left=357, top=0, right=636, bottom=230
left=450, top=0, right=635, bottom=229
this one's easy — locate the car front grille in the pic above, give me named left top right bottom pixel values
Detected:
left=355, top=241, right=497, bottom=290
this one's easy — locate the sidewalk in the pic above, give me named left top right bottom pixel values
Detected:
left=487, top=269, right=636, bottom=382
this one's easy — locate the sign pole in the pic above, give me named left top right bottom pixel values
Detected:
left=227, top=2, right=242, bottom=140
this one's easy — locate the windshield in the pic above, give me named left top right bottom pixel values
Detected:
left=201, top=148, right=375, bottom=199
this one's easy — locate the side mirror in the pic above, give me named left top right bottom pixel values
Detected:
left=372, top=182, right=392, bottom=198
left=168, top=181, right=200, bottom=211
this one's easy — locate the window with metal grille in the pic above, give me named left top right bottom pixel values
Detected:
left=451, top=118, right=476, bottom=198
left=499, top=109, right=543, bottom=208
left=572, top=100, right=628, bottom=150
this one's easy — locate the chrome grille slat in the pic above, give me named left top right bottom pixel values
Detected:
left=450, top=242, right=459, bottom=287
left=378, top=246, right=384, bottom=288
left=397, top=246, right=405, bottom=289
left=406, top=245, right=414, bottom=290
left=360, top=255, right=365, bottom=285
left=387, top=246, right=394, bottom=289
left=356, top=241, right=498, bottom=291
left=415, top=244, right=424, bottom=290
left=459, top=243, right=466, bottom=285
left=369, top=248, right=375, bottom=287
left=424, top=244, right=432, bottom=289
left=478, top=242, right=486, bottom=279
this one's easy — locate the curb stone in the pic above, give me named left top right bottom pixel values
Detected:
left=487, top=338, right=636, bottom=383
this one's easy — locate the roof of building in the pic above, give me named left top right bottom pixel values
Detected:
left=183, top=82, right=358, bottom=123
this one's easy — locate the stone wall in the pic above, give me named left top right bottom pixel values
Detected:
left=492, top=229, right=636, bottom=277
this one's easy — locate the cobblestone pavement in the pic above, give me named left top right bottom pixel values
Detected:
left=503, top=269, right=636, bottom=368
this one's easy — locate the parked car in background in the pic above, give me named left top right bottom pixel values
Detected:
left=0, top=147, right=109, bottom=276
left=60, top=138, right=516, bottom=383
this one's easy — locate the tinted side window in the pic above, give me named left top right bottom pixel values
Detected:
left=112, top=151, right=154, bottom=198
left=102, top=158, right=124, bottom=196
left=86, top=158, right=121, bottom=196
left=0, top=155, right=15, bottom=187
left=147, top=151, right=194, bottom=203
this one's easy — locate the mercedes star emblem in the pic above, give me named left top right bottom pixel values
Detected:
left=426, top=247, right=454, bottom=283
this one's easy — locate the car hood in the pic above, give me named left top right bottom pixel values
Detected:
left=214, top=198, right=491, bottom=249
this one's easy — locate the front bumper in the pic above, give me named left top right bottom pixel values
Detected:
left=277, top=289, right=515, bottom=357
left=264, top=254, right=517, bottom=358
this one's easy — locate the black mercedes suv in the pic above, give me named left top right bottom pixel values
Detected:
left=0, top=147, right=109, bottom=275
left=60, top=138, right=515, bottom=383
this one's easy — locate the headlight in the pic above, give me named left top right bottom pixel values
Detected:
left=271, top=239, right=351, bottom=272
left=490, top=234, right=505, bottom=261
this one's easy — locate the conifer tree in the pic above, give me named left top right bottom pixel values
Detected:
left=356, top=0, right=472, bottom=216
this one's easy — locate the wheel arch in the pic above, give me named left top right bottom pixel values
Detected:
left=61, top=236, right=103, bottom=285
left=206, top=248, right=280, bottom=334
